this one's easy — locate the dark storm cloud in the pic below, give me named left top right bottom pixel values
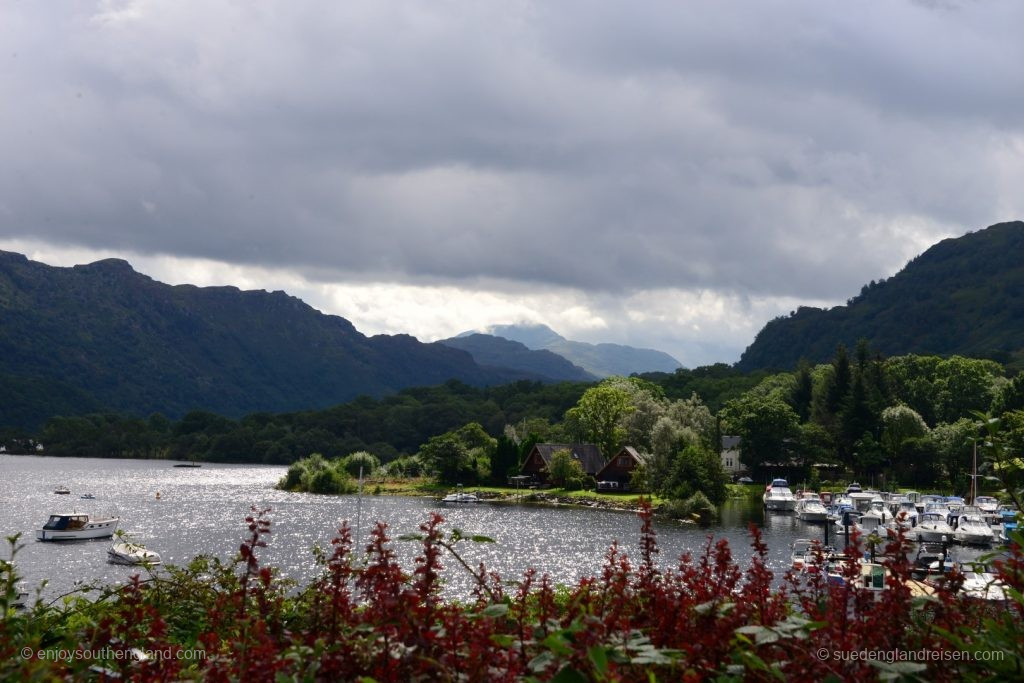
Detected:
left=1, top=0, right=1022, bottom=301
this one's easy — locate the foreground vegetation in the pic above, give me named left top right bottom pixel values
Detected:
left=3, top=506, right=1022, bottom=681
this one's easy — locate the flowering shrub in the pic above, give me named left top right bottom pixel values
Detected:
left=1, top=505, right=1022, bottom=681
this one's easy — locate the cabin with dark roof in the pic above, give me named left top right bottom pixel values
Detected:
left=520, top=443, right=604, bottom=485
left=594, top=446, right=651, bottom=491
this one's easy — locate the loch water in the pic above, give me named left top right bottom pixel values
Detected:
left=0, top=455, right=982, bottom=600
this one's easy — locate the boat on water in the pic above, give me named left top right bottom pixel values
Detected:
left=441, top=492, right=479, bottom=504
left=763, top=479, right=797, bottom=511
left=80, top=493, right=96, bottom=500
left=891, top=500, right=919, bottom=528
left=974, top=496, right=999, bottom=514
left=54, top=486, right=70, bottom=495
left=796, top=497, right=830, bottom=522
left=173, top=462, right=202, bottom=468
left=107, top=541, right=162, bottom=565
left=953, top=513, right=994, bottom=545
left=916, top=512, right=955, bottom=543
left=36, top=513, right=119, bottom=541
left=959, top=569, right=1010, bottom=601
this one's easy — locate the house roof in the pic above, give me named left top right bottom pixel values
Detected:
left=594, top=446, right=651, bottom=480
left=721, top=435, right=741, bottom=450
left=527, top=443, right=605, bottom=475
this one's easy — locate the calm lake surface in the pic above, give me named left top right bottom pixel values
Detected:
left=0, top=455, right=977, bottom=600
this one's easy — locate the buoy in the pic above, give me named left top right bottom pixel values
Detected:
left=155, top=492, right=161, bottom=500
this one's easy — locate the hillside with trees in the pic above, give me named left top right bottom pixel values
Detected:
left=0, top=251, right=555, bottom=429
left=737, top=221, right=1024, bottom=372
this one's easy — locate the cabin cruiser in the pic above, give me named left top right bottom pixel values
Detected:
left=973, top=496, right=1000, bottom=514
left=892, top=500, right=919, bottom=528
left=36, top=513, right=119, bottom=541
left=796, top=497, right=830, bottom=522
left=855, top=510, right=887, bottom=537
left=833, top=511, right=861, bottom=536
left=845, top=482, right=863, bottom=494
left=108, top=541, right=162, bottom=565
left=916, top=512, right=955, bottom=543
left=954, top=514, right=994, bottom=545
left=763, top=479, right=798, bottom=511
left=960, top=570, right=1009, bottom=601
left=54, top=486, right=70, bottom=495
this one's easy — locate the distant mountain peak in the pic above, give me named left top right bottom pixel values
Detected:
left=467, top=323, right=681, bottom=377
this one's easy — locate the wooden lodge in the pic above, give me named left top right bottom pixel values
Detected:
left=593, top=446, right=650, bottom=491
left=520, top=443, right=604, bottom=486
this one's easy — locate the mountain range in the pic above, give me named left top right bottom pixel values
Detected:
left=736, top=220, right=1024, bottom=371
left=454, top=324, right=682, bottom=377
left=0, top=252, right=551, bottom=428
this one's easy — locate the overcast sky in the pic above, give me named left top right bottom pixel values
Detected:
left=2, top=0, right=1022, bottom=366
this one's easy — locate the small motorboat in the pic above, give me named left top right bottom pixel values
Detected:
left=107, top=541, right=162, bottom=566
left=36, top=513, right=119, bottom=541
left=441, top=492, right=480, bottom=504
left=54, top=486, right=70, bottom=495
left=80, top=493, right=96, bottom=500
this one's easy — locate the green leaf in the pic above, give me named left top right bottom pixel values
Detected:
left=479, top=603, right=509, bottom=618
left=470, top=534, right=496, bottom=543
left=587, top=645, right=609, bottom=675
left=550, top=666, right=589, bottom=683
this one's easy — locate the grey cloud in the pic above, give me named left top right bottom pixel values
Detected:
left=1, top=0, right=1022, bottom=307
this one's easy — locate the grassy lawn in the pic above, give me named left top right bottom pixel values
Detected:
left=355, top=477, right=666, bottom=508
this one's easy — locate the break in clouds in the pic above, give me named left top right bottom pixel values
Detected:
left=1, top=1, right=1023, bottom=365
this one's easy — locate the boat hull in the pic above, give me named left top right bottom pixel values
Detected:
left=764, top=499, right=797, bottom=511
left=36, top=519, right=118, bottom=541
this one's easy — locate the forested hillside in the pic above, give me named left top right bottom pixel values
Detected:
left=737, top=221, right=1024, bottom=371
left=0, top=251, right=528, bottom=428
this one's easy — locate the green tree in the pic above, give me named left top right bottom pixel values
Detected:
left=547, top=449, right=588, bottom=490
left=565, top=383, right=635, bottom=458
left=664, top=444, right=727, bottom=504
left=880, top=405, right=929, bottom=462
left=720, top=394, right=799, bottom=475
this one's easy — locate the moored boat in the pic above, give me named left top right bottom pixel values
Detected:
left=36, top=513, right=119, bottom=541
left=107, top=541, right=162, bottom=565
left=953, top=513, right=994, bottom=545
left=54, top=486, right=70, bottom=495
left=916, top=512, right=955, bottom=543
left=796, top=497, right=830, bottom=522
left=763, top=479, right=797, bottom=511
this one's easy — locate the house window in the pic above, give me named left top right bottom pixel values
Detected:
left=618, top=456, right=631, bottom=466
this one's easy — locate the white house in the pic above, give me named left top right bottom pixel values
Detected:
left=720, top=435, right=744, bottom=475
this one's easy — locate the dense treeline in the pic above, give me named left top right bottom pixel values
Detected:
left=18, top=380, right=590, bottom=464
left=721, top=341, right=1024, bottom=496
left=9, top=348, right=1023, bottom=498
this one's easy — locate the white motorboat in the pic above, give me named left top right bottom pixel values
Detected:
left=954, top=514, right=994, bottom=545
left=36, top=513, right=119, bottom=541
left=960, top=570, right=1009, bottom=601
left=441, top=492, right=479, bottom=504
left=855, top=510, right=886, bottom=537
left=54, top=486, right=70, bottom=495
left=107, top=541, right=162, bottom=565
left=763, top=479, right=797, bottom=511
left=892, top=500, right=919, bottom=528
left=974, top=496, right=1000, bottom=514
left=796, top=497, right=830, bottom=522
left=915, top=512, right=955, bottom=543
